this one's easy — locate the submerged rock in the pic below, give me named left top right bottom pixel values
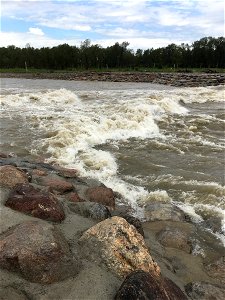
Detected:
left=144, top=202, right=186, bottom=222
left=115, top=270, right=188, bottom=300
left=86, top=186, right=115, bottom=209
left=0, top=220, right=80, bottom=284
left=79, top=216, right=160, bottom=278
left=5, top=183, right=65, bottom=222
left=69, top=201, right=111, bottom=220
left=185, top=281, right=225, bottom=300
left=0, top=165, right=29, bottom=188
left=156, top=227, right=192, bottom=253
left=204, top=257, right=225, bottom=284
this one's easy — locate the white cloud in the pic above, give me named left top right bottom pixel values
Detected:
left=0, top=31, right=190, bottom=50
left=1, top=0, right=224, bottom=49
left=28, top=27, right=44, bottom=36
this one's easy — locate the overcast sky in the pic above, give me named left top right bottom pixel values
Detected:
left=1, top=0, right=224, bottom=50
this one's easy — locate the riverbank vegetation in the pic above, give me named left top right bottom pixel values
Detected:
left=1, top=37, right=224, bottom=71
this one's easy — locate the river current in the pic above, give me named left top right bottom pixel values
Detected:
left=1, top=78, right=224, bottom=242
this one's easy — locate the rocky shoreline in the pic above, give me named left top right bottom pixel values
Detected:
left=0, top=153, right=225, bottom=299
left=1, top=71, right=225, bottom=87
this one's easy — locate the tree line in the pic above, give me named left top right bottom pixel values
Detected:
left=0, top=37, right=224, bottom=70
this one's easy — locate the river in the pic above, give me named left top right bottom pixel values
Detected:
left=1, top=78, right=224, bottom=243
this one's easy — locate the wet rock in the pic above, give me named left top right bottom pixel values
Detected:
left=119, top=214, right=144, bottom=237
left=36, top=176, right=74, bottom=194
left=0, top=287, right=29, bottom=300
left=69, top=202, right=111, bottom=220
left=144, top=202, right=186, bottom=222
left=185, top=281, right=225, bottom=300
left=66, top=192, right=84, bottom=203
left=32, top=168, right=48, bottom=176
left=5, top=183, right=65, bottom=222
left=204, top=257, right=225, bottom=284
left=0, top=165, right=29, bottom=188
left=86, top=186, right=115, bottom=209
left=0, top=153, right=8, bottom=158
left=54, top=165, right=78, bottom=178
left=79, top=216, right=160, bottom=278
left=115, top=270, right=188, bottom=300
left=0, top=220, right=80, bottom=284
left=156, top=227, right=191, bottom=253
left=202, top=217, right=223, bottom=233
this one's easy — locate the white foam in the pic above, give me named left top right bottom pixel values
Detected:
left=1, top=86, right=224, bottom=237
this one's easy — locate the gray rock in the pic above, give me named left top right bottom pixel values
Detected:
left=144, top=202, right=186, bottom=222
left=69, top=202, right=111, bottom=220
left=185, top=281, right=225, bottom=300
left=156, top=227, right=191, bottom=253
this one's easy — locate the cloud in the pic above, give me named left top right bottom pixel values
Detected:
left=1, top=0, right=224, bottom=49
left=0, top=31, right=190, bottom=50
left=28, top=27, right=44, bottom=36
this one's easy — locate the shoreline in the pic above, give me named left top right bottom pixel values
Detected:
left=1, top=71, right=225, bottom=87
left=0, top=154, right=225, bottom=299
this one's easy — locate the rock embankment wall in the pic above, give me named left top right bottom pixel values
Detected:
left=1, top=72, right=225, bottom=87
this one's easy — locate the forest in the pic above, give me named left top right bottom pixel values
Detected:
left=0, top=36, right=224, bottom=70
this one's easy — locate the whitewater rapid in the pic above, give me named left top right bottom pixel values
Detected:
left=1, top=79, right=224, bottom=242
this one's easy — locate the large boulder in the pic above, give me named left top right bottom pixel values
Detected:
left=86, top=186, right=115, bottom=209
left=69, top=202, right=111, bottom=221
left=144, top=202, right=186, bottom=222
left=79, top=216, right=160, bottom=278
left=115, top=270, right=188, bottom=300
left=0, top=165, right=28, bottom=188
left=5, top=184, right=65, bottom=222
left=156, top=227, right=191, bottom=253
left=185, top=281, right=225, bottom=300
left=118, top=214, right=144, bottom=237
left=0, top=221, right=80, bottom=284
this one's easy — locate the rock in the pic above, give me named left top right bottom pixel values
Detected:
left=79, top=216, right=160, bottom=278
left=36, top=176, right=74, bottom=194
left=115, top=270, right=188, bottom=300
left=32, top=169, right=48, bottom=176
left=144, top=202, right=186, bottom=222
left=0, top=153, right=8, bottom=158
left=54, top=165, right=78, bottom=178
left=66, top=192, right=84, bottom=203
left=0, top=220, right=80, bottom=284
left=204, top=257, right=225, bottom=284
left=119, top=214, right=144, bottom=237
left=0, top=165, right=28, bottom=188
left=5, top=183, right=65, bottom=222
left=69, top=202, right=111, bottom=220
left=156, top=228, right=191, bottom=253
left=202, top=217, right=223, bottom=233
left=185, top=281, right=225, bottom=300
left=86, top=186, right=115, bottom=209
left=0, top=287, right=29, bottom=300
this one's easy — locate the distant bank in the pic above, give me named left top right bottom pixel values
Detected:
left=1, top=71, right=225, bottom=87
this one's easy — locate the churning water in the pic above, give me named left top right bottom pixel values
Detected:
left=1, top=78, right=224, bottom=241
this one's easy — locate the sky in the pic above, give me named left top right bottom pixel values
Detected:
left=1, top=0, right=224, bottom=50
